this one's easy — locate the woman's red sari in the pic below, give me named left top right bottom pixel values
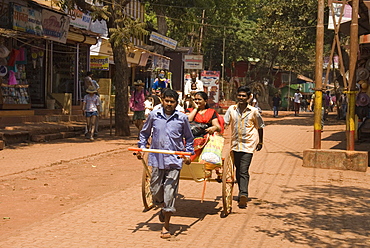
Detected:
left=188, top=108, right=223, bottom=161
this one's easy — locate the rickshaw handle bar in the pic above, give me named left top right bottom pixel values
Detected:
left=128, top=147, right=191, bottom=156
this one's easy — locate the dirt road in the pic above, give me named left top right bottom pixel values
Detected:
left=0, top=112, right=369, bottom=247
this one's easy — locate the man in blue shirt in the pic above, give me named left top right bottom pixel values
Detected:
left=137, top=89, right=194, bottom=239
left=152, top=70, right=169, bottom=94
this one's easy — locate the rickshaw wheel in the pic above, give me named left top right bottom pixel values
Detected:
left=222, top=151, right=235, bottom=216
left=141, top=153, right=154, bottom=211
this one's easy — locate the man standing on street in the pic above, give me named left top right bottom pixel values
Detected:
left=224, top=86, right=264, bottom=208
left=136, top=89, right=194, bottom=239
left=293, top=89, right=302, bottom=116
left=272, top=92, right=281, bottom=117
left=184, top=71, right=204, bottom=96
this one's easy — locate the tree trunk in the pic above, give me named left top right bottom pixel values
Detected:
left=154, top=7, right=168, bottom=54
left=112, top=43, right=131, bottom=136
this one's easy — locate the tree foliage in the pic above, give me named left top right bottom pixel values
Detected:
left=252, top=0, right=318, bottom=73
left=143, top=0, right=323, bottom=78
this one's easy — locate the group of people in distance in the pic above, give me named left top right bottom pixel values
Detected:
left=133, top=71, right=264, bottom=239
left=130, top=70, right=207, bottom=137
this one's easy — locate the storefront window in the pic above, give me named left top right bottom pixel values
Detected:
left=52, top=43, right=75, bottom=94
left=22, top=39, right=46, bottom=107
left=52, top=43, right=89, bottom=105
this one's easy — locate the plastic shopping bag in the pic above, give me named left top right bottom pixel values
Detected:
left=199, top=134, right=224, bottom=166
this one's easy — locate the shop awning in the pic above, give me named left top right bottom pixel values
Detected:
left=66, top=27, right=99, bottom=45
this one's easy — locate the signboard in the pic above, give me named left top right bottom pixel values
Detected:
left=184, top=55, right=203, bottom=70
left=27, top=8, right=43, bottom=36
left=42, top=9, right=69, bottom=43
left=201, top=71, right=220, bottom=109
left=67, top=8, right=91, bottom=30
left=12, top=3, right=28, bottom=32
left=328, top=3, right=352, bottom=30
left=149, top=31, right=177, bottom=50
left=90, top=55, right=109, bottom=70
left=11, top=3, right=43, bottom=36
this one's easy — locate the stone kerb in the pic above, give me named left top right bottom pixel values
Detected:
left=303, top=149, right=368, bottom=172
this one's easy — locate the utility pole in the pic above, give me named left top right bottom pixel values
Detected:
left=314, top=0, right=324, bottom=149
left=347, top=0, right=359, bottom=151
left=198, top=10, right=205, bottom=54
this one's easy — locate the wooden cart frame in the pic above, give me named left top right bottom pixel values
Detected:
left=140, top=151, right=235, bottom=217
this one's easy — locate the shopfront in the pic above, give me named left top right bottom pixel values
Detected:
left=0, top=33, right=45, bottom=109
left=0, top=0, right=98, bottom=110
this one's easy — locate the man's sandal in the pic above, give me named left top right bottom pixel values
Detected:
left=160, top=231, right=171, bottom=239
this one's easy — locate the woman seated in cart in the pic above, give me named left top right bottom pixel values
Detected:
left=186, top=91, right=224, bottom=162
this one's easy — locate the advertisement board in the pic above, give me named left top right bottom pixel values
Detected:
left=90, top=56, right=109, bottom=70
left=201, top=71, right=220, bottom=109
left=42, top=9, right=70, bottom=43
left=67, top=8, right=91, bottom=30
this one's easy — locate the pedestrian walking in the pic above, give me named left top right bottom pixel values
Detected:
left=130, top=80, right=147, bottom=136
left=152, top=69, right=170, bottom=94
left=224, top=86, right=265, bottom=208
left=272, top=93, right=281, bottom=117
left=136, top=89, right=194, bottom=239
left=339, top=93, right=348, bottom=120
left=83, top=71, right=100, bottom=94
left=83, top=71, right=100, bottom=136
left=144, top=95, right=161, bottom=118
left=82, top=86, right=101, bottom=141
left=293, top=89, right=302, bottom=116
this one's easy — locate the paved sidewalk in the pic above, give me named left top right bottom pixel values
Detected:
left=0, top=111, right=369, bottom=247
left=0, top=118, right=115, bottom=146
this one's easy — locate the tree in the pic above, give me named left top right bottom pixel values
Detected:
left=58, top=0, right=147, bottom=136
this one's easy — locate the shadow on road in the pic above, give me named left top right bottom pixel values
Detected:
left=132, top=194, right=220, bottom=237
left=253, top=184, right=370, bottom=247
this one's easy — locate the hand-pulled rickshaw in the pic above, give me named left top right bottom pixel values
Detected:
left=129, top=137, right=235, bottom=217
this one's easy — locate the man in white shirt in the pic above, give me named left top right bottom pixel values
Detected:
left=224, top=86, right=264, bottom=209
left=293, top=89, right=302, bottom=116
left=184, top=71, right=204, bottom=96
